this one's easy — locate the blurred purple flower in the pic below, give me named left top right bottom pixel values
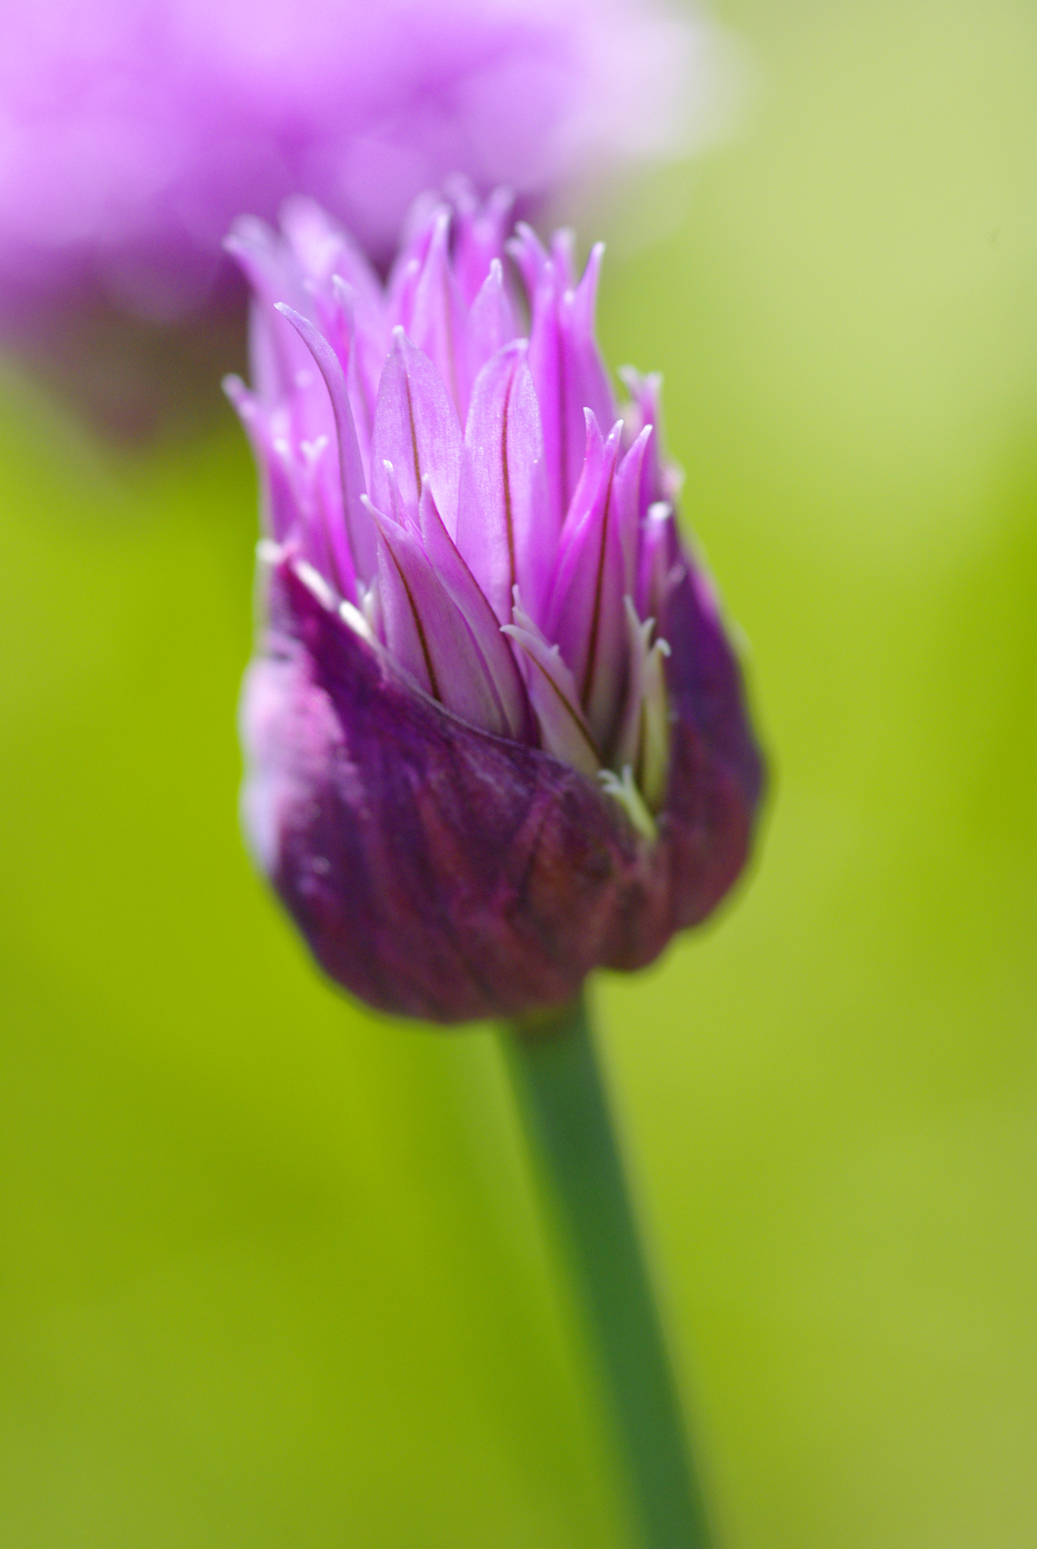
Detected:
left=228, top=189, right=763, bottom=1022
left=0, top=0, right=717, bottom=435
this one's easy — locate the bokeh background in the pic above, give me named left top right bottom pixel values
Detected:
left=1, top=0, right=1035, bottom=1544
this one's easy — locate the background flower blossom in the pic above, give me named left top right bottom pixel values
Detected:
left=229, top=190, right=762, bottom=1021
left=0, top=0, right=722, bottom=435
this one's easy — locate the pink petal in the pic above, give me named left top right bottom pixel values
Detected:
left=370, top=326, right=463, bottom=535
left=406, top=207, right=470, bottom=417
left=544, top=415, right=629, bottom=750
left=275, top=302, right=375, bottom=591
left=368, top=497, right=516, bottom=738
left=447, top=180, right=515, bottom=303
left=502, top=600, right=601, bottom=778
left=456, top=340, right=552, bottom=626
left=468, top=260, right=520, bottom=382
left=417, top=481, right=532, bottom=742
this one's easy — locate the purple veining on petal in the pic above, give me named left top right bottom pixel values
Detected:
left=417, top=482, right=532, bottom=742
left=543, top=415, right=628, bottom=750
left=370, top=328, right=463, bottom=533
left=457, top=340, right=551, bottom=626
left=502, top=598, right=602, bottom=779
left=366, top=500, right=511, bottom=735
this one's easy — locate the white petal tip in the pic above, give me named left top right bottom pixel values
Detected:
left=598, top=767, right=657, bottom=843
left=293, top=559, right=337, bottom=611
left=339, top=601, right=374, bottom=642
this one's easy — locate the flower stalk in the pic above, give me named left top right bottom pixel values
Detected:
left=502, top=992, right=715, bottom=1549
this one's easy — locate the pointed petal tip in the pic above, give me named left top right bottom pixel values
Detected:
left=222, top=372, right=248, bottom=404
left=619, top=365, right=663, bottom=392
left=331, top=273, right=357, bottom=311
left=360, top=492, right=388, bottom=525
left=293, top=557, right=338, bottom=611
left=339, top=599, right=375, bottom=643
left=223, top=216, right=271, bottom=255
left=598, top=767, right=657, bottom=843
left=256, top=537, right=284, bottom=566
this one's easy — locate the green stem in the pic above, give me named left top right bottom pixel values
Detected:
left=501, top=990, right=715, bottom=1549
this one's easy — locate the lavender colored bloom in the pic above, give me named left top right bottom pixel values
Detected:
left=0, top=0, right=717, bottom=435
left=229, top=188, right=762, bottom=1022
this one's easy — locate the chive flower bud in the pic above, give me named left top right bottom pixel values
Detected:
left=228, top=188, right=763, bottom=1022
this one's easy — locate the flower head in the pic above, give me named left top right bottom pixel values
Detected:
left=229, top=188, right=762, bottom=1022
left=0, top=0, right=717, bottom=435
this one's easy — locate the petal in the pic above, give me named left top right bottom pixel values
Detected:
left=322, top=274, right=384, bottom=464
left=612, top=596, right=655, bottom=776
left=563, top=242, right=616, bottom=436
left=224, top=375, right=287, bottom=536
left=279, top=195, right=383, bottom=315
left=468, top=260, right=520, bottom=381
left=367, top=496, right=515, bottom=738
left=375, top=456, right=415, bottom=533
left=456, top=340, right=553, bottom=626
left=550, top=228, right=578, bottom=289
left=502, top=598, right=601, bottom=779
left=368, top=501, right=434, bottom=698
left=417, top=481, right=532, bottom=742
left=296, top=434, right=357, bottom=601
left=406, top=206, right=470, bottom=417
left=225, top=217, right=312, bottom=400
left=506, top=221, right=550, bottom=299
left=385, top=193, right=441, bottom=320
left=225, top=378, right=353, bottom=601
left=450, top=182, right=515, bottom=304
left=613, top=424, right=653, bottom=600
left=370, top=327, right=462, bottom=535
left=275, top=303, right=375, bottom=592
left=544, top=416, right=628, bottom=751
left=619, top=366, right=669, bottom=509
left=613, top=596, right=671, bottom=811
left=638, top=631, right=672, bottom=812
left=522, top=257, right=570, bottom=531
left=636, top=499, right=685, bottom=624
left=519, top=239, right=618, bottom=527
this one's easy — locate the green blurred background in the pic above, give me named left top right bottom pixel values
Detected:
left=1, top=1, right=1035, bottom=1543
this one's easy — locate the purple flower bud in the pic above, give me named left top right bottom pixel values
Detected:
left=0, top=0, right=719, bottom=436
left=230, top=190, right=763, bottom=1022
